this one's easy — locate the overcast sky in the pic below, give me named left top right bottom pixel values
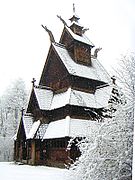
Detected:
left=0, top=0, right=134, bottom=95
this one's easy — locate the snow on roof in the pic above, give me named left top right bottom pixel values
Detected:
left=66, top=26, right=94, bottom=46
left=69, top=21, right=83, bottom=28
left=27, top=120, right=40, bottom=139
left=31, top=84, right=112, bottom=110
left=53, top=43, right=111, bottom=83
left=43, top=116, right=100, bottom=139
left=35, top=123, right=48, bottom=139
left=95, top=85, right=113, bottom=107
left=23, top=115, right=48, bottom=140
left=69, top=118, right=100, bottom=137
left=50, top=86, right=112, bottom=110
left=51, top=88, right=71, bottom=109
left=70, top=85, right=113, bottom=108
left=34, top=87, right=53, bottom=110
left=43, top=116, right=70, bottom=139
left=23, top=115, right=33, bottom=139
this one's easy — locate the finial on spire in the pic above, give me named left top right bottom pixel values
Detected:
left=73, top=3, right=75, bottom=14
left=69, top=3, right=80, bottom=23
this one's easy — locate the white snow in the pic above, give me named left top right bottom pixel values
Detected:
left=23, top=115, right=33, bottom=139
left=69, top=21, right=83, bottom=28
left=20, top=85, right=112, bottom=140
left=43, top=118, right=68, bottom=139
left=35, top=123, right=48, bottom=139
left=51, top=88, right=71, bottom=109
left=34, top=87, right=53, bottom=110
left=51, top=86, right=112, bottom=109
left=53, top=43, right=111, bottom=83
left=66, top=26, right=94, bottom=46
left=27, top=120, right=40, bottom=139
left=69, top=118, right=100, bottom=137
left=94, top=85, right=113, bottom=107
left=0, top=162, right=67, bottom=180
left=43, top=116, right=100, bottom=139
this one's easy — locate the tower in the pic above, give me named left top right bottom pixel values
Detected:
left=14, top=5, right=113, bottom=167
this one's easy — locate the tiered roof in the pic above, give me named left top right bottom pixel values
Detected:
left=16, top=8, right=113, bottom=142
left=52, top=42, right=110, bottom=83
left=32, top=85, right=112, bottom=110
left=21, top=115, right=100, bottom=140
left=20, top=114, right=48, bottom=140
left=43, top=116, right=100, bottom=139
left=62, top=26, right=94, bottom=46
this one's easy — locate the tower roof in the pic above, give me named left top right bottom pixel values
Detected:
left=68, top=3, right=84, bottom=35
left=52, top=42, right=110, bottom=83
left=69, top=3, right=80, bottom=23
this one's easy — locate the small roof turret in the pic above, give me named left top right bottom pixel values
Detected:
left=69, top=3, right=80, bottom=23
left=69, top=3, right=84, bottom=36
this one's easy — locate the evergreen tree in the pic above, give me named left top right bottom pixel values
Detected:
left=0, top=78, right=28, bottom=161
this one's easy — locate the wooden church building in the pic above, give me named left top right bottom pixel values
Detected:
left=14, top=6, right=115, bottom=167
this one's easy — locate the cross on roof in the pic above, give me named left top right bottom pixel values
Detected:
left=21, top=107, right=25, bottom=116
left=73, top=3, right=75, bottom=14
left=31, top=78, right=36, bottom=87
left=111, top=76, right=116, bottom=84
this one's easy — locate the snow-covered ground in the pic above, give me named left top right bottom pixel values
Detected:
left=0, top=162, right=68, bottom=180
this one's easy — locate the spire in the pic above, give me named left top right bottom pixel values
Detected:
left=69, top=3, right=80, bottom=23
left=73, top=3, right=75, bottom=14
left=69, top=3, right=84, bottom=36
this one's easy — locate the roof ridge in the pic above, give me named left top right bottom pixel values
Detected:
left=34, top=85, right=53, bottom=91
left=53, top=42, right=66, bottom=49
left=24, top=113, right=33, bottom=117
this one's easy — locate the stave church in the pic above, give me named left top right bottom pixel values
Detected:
left=14, top=5, right=116, bottom=167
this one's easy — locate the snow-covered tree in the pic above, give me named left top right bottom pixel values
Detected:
left=0, top=78, right=28, bottom=135
left=67, top=54, right=134, bottom=180
left=67, top=105, right=133, bottom=180
left=116, top=53, right=135, bottom=105
left=0, top=78, right=28, bottom=161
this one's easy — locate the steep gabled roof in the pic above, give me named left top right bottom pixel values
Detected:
left=51, top=88, right=71, bottom=109
left=35, top=123, right=48, bottom=139
left=43, top=116, right=100, bottom=139
left=65, top=26, right=94, bottom=47
left=21, top=114, right=48, bottom=140
left=34, top=87, right=53, bottom=110
left=52, top=43, right=111, bottom=84
left=27, top=120, right=40, bottom=139
left=31, top=85, right=112, bottom=110
left=22, top=115, right=33, bottom=139
left=51, top=86, right=112, bottom=110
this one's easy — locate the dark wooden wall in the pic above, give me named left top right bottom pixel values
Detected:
left=39, top=48, right=70, bottom=91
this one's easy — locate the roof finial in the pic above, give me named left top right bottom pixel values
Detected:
left=41, top=25, right=55, bottom=43
left=92, top=47, right=102, bottom=59
left=73, top=3, right=75, bottom=14
left=111, top=76, right=116, bottom=84
left=57, top=15, right=68, bottom=27
left=69, top=3, right=80, bottom=23
left=31, top=78, right=36, bottom=87
left=21, top=107, right=25, bottom=117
